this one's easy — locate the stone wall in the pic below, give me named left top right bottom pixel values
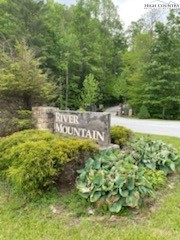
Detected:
left=32, top=107, right=56, bottom=132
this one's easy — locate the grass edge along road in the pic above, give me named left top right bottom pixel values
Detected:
left=0, top=133, right=180, bottom=240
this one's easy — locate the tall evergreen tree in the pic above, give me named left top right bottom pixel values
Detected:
left=0, top=41, right=55, bottom=109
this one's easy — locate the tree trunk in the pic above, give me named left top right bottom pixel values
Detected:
left=162, top=106, right=166, bottom=119
left=23, top=94, right=32, bottom=110
left=65, top=67, right=69, bottom=110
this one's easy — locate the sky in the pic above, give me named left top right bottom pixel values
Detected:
left=55, top=0, right=156, bottom=28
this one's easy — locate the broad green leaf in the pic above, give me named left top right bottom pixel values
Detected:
left=85, top=158, right=94, bottom=169
left=119, top=189, right=129, bottom=197
left=76, top=181, right=90, bottom=193
left=93, top=157, right=101, bottom=170
left=76, top=169, right=84, bottom=174
left=138, top=186, right=148, bottom=195
left=109, top=200, right=122, bottom=213
left=131, top=190, right=140, bottom=200
left=93, top=172, right=104, bottom=186
left=146, top=162, right=155, bottom=170
left=110, top=189, right=119, bottom=195
left=89, top=169, right=95, bottom=180
left=136, top=176, right=145, bottom=186
left=170, top=162, right=175, bottom=171
left=127, top=178, right=134, bottom=190
left=79, top=171, right=87, bottom=181
left=102, top=181, right=114, bottom=191
left=90, top=191, right=101, bottom=203
left=79, top=192, right=90, bottom=199
left=106, top=194, right=120, bottom=205
left=126, top=195, right=138, bottom=208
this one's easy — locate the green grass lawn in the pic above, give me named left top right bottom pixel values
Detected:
left=0, top=134, right=179, bottom=240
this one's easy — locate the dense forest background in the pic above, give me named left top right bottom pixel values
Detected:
left=0, top=0, right=179, bottom=135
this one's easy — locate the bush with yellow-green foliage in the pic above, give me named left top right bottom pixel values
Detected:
left=110, top=126, right=134, bottom=148
left=0, top=130, right=98, bottom=197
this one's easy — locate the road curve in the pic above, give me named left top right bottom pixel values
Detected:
left=105, top=107, right=180, bottom=138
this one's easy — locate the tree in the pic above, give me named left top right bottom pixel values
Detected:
left=119, top=33, right=153, bottom=112
left=126, top=18, right=145, bottom=47
left=138, top=105, right=150, bottom=119
left=80, top=74, right=100, bottom=110
left=112, top=69, right=128, bottom=101
left=145, top=11, right=180, bottom=119
left=0, top=0, right=46, bottom=47
left=0, top=41, right=55, bottom=109
left=39, top=1, right=83, bottom=109
left=0, top=0, right=127, bottom=110
left=72, top=0, right=126, bottom=105
left=142, top=8, right=167, bottom=35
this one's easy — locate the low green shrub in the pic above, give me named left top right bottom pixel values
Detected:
left=110, top=126, right=134, bottom=148
left=0, top=130, right=55, bottom=171
left=138, top=105, right=150, bottom=119
left=76, top=150, right=156, bottom=213
left=5, top=140, right=62, bottom=195
left=0, top=130, right=98, bottom=197
left=128, top=137, right=180, bottom=175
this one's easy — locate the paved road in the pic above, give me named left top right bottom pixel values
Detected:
left=105, top=106, right=180, bottom=138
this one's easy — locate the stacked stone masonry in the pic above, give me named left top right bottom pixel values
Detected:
left=32, top=107, right=110, bottom=146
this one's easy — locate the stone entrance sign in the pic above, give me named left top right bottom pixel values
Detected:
left=32, top=107, right=110, bottom=146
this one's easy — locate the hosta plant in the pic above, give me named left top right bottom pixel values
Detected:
left=76, top=137, right=179, bottom=213
left=76, top=150, right=155, bottom=213
left=143, top=168, right=167, bottom=190
left=127, top=138, right=180, bottom=174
